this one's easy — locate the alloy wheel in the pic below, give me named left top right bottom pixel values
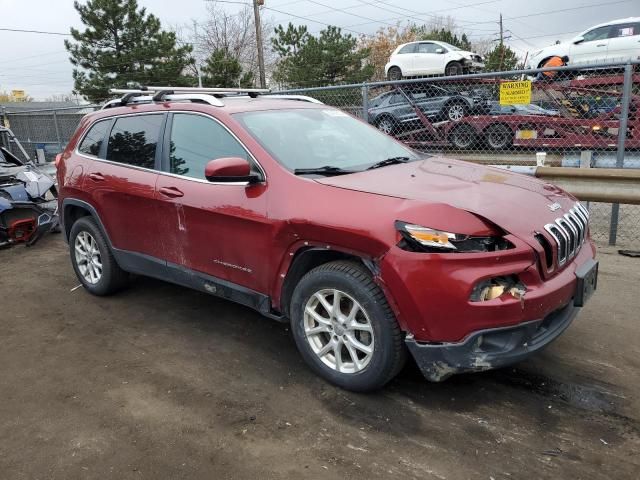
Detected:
left=378, top=118, right=395, bottom=134
left=303, top=288, right=375, bottom=374
left=74, top=231, right=103, bottom=284
left=447, top=104, right=465, bottom=122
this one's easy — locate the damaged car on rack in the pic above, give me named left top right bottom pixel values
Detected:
left=0, top=133, right=59, bottom=249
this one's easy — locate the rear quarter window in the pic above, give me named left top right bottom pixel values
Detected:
left=78, top=119, right=111, bottom=157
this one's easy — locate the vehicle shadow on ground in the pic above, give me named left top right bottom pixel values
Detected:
left=114, top=274, right=632, bottom=433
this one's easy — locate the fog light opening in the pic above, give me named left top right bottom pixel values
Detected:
left=470, top=276, right=527, bottom=302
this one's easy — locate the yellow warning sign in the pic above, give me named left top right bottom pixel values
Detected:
left=499, top=80, right=531, bottom=105
left=11, top=90, right=26, bottom=100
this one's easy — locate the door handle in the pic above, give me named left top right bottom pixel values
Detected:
left=88, top=172, right=105, bottom=182
left=596, top=44, right=606, bottom=47
left=159, top=186, right=184, bottom=198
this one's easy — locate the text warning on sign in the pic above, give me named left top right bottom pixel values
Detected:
left=499, top=80, right=532, bottom=105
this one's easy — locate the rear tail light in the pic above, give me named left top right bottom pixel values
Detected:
left=54, top=153, right=62, bottom=168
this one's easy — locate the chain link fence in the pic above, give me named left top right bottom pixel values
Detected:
left=1, top=62, right=638, bottom=249
left=1, top=105, right=98, bottom=163
left=279, top=61, right=640, bottom=249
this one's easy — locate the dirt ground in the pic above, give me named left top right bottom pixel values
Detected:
left=1, top=235, right=638, bottom=480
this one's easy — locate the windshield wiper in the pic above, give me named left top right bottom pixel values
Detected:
left=294, top=166, right=357, bottom=176
left=366, top=156, right=411, bottom=170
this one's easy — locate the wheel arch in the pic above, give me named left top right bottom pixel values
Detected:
left=278, top=247, right=378, bottom=318
left=62, top=199, right=111, bottom=247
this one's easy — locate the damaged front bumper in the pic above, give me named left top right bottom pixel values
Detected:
left=406, top=301, right=579, bottom=382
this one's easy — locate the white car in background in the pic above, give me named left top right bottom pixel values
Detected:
left=528, top=17, right=640, bottom=69
left=385, top=41, right=485, bottom=80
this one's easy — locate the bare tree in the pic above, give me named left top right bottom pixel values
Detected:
left=181, top=1, right=276, bottom=86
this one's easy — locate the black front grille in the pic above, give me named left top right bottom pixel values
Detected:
left=544, top=202, right=589, bottom=267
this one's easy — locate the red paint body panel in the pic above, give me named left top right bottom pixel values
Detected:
left=58, top=98, right=596, bottom=344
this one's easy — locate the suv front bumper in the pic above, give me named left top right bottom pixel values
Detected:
left=406, top=301, right=579, bottom=382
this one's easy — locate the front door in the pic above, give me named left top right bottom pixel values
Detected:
left=413, top=42, right=446, bottom=75
left=570, top=25, right=611, bottom=65
left=155, top=112, right=271, bottom=293
left=82, top=113, right=166, bottom=259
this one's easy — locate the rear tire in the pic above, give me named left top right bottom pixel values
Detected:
left=290, top=261, right=407, bottom=392
left=484, top=123, right=513, bottom=150
left=387, top=66, right=402, bottom=81
left=69, top=216, right=128, bottom=296
left=449, top=123, right=477, bottom=149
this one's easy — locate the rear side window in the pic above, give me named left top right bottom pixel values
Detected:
left=398, top=44, right=416, bottom=54
left=78, top=120, right=110, bottom=157
left=582, top=26, right=611, bottom=42
left=168, top=114, right=248, bottom=179
left=611, top=23, right=639, bottom=38
left=106, top=114, right=163, bottom=169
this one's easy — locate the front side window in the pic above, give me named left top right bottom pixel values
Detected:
left=582, top=26, right=611, bottom=42
left=106, top=115, right=163, bottom=169
left=78, top=119, right=110, bottom=157
left=168, top=114, right=248, bottom=179
left=235, top=108, right=419, bottom=172
left=416, top=43, right=439, bottom=54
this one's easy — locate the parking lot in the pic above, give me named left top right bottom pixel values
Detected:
left=0, top=235, right=638, bottom=479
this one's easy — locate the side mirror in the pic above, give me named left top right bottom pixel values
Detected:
left=435, top=48, right=445, bottom=54
left=573, top=36, right=584, bottom=44
left=204, top=157, right=261, bottom=184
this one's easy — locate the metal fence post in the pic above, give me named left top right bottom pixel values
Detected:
left=52, top=110, right=63, bottom=153
left=608, top=62, right=633, bottom=246
left=361, top=83, right=369, bottom=123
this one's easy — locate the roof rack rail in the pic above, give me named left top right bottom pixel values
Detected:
left=104, top=86, right=272, bottom=109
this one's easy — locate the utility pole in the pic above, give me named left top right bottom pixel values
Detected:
left=253, top=0, right=267, bottom=88
left=498, top=13, right=504, bottom=71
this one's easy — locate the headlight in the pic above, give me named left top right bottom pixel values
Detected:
left=395, top=221, right=513, bottom=253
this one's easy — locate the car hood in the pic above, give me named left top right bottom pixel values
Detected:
left=316, top=156, right=576, bottom=238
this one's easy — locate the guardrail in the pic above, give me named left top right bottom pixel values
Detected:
left=535, top=167, right=640, bottom=205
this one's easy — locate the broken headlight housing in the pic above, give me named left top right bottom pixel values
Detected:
left=396, top=221, right=513, bottom=253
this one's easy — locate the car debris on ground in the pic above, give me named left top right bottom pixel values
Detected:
left=0, top=127, right=59, bottom=249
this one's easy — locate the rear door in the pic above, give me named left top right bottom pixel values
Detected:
left=155, top=112, right=270, bottom=293
left=570, top=25, right=611, bottom=65
left=82, top=113, right=166, bottom=259
left=607, top=22, right=640, bottom=63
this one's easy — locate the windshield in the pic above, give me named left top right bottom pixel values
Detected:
left=235, top=108, right=420, bottom=172
left=439, top=42, right=461, bottom=51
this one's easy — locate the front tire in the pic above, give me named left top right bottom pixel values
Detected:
left=290, top=261, right=406, bottom=392
left=443, top=101, right=467, bottom=122
left=445, top=61, right=463, bottom=76
left=69, top=216, right=128, bottom=296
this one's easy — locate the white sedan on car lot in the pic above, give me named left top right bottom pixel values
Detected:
left=385, top=41, right=485, bottom=80
left=528, top=17, right=640, bottom=69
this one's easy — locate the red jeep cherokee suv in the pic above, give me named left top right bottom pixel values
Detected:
left=57, top=87, right=598, bottom=392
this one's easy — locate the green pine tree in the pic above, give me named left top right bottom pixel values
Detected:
left=65, top=0, right=195, bottom=102
left=483, top=44, right=519, bottom=72
left=201, top=49, right=254, bottom=88
left=272, top=23, right=374, bottom=88
left=413, top=26, right=472, bottom=51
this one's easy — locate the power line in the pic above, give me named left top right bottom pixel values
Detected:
left=0, top=27, right=70, bottom=36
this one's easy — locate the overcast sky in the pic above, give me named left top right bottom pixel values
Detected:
left=0, top=0, right=638, bottom=99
